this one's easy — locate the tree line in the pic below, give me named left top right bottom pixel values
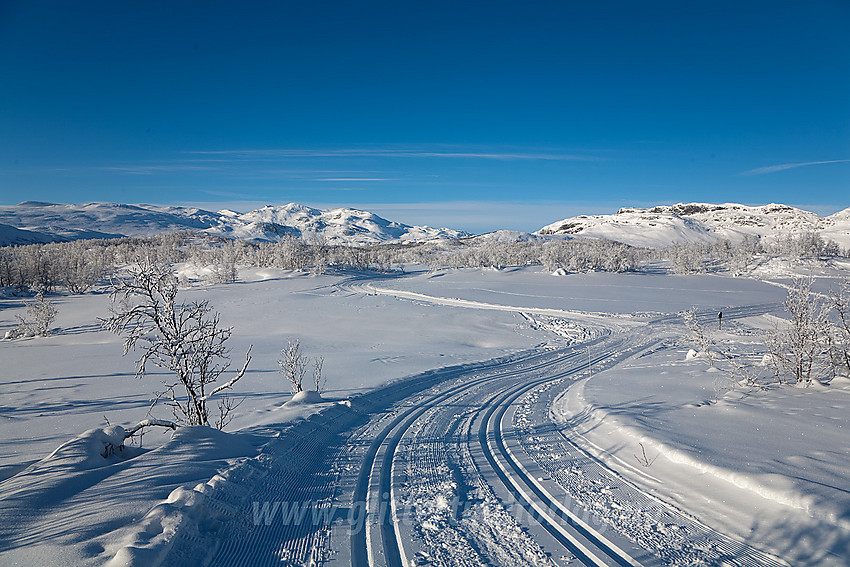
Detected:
left=1, top=230, right=844, bottom=294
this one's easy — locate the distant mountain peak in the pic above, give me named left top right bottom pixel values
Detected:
left=539, top=202, right=849, bottom=249
left=0, top=201, right=469, bottom=246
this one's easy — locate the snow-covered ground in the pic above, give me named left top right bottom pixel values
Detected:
left=1, top=264, right=849, bottom=565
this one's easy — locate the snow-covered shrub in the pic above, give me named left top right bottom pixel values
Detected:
left=681, top=307, right=762, bottom=390
left=102, top=260, right=252, bottom=429
left=5, top=290, right=58, bottom=338
left=767, top=277, right=832, bottom=385
left=26, top=290, right=57, bottom=336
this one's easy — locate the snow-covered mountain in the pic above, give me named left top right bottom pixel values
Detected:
left=229, top=203, right=467, bottom=244
left=0, top=201, right=469, bottom=246
left=538, top=203, right=850, bottom=249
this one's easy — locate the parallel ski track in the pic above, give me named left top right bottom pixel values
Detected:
left=365, top=302, right=789, bottom=567
left=475, top=340, right=649, bottom=567
left=350, top=343, right=598, bottom=567
left=360, top=335, right=640, bottom=567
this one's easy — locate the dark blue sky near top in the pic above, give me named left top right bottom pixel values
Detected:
left=0, top=1, right=848, bottom=232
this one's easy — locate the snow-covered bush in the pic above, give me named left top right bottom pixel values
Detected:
left=767, top=277, right=832, bottom=384
left=681, top=307, right=762, bottom=391
left=5, top=290, right=58, bottom=338
left=26, top=290, right=57, bottom=336
left=102, top=260, right=252, bottom=429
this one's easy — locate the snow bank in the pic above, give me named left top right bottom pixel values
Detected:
left=0, top=425, right=261, bottom=566
left=553, top=342, right=850, bottom=565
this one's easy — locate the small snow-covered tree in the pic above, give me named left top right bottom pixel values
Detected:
left=57, top=241, right=113, bottom=294
left=26, top=290, right=57, bottom=336
left=681, top=308, right=716, bottom=365
left=279, top=339, right=308, bottom=393
left=729, top=235, right=761, bottom=275
left=279, top=339, right=325, bottom=393
left=828, top=280, right=850, bottom=376
left=207, top=241, right=239, bottom=284
left=767, top=277, right=831, bottom=384
left=313, top=356, right=325, bottom=393
left=7, top=290, right=58, bottom=339
left=101, top=260, right=252, bottom=429
left=668, top=243, right=706, bottom=275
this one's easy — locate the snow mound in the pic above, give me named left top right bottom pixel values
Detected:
left=107, top=484, right=227, bottom=567
left=285, top=389, right=326, bottom=405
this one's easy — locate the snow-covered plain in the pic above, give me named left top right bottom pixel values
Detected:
left=1, top=264, right=849, bottom=565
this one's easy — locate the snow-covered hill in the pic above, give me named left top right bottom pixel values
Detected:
left=0, top=223, right=57, bottom=246
left=230, top=203, right=468, bottom=244
left=538, top=203, right=850, bottom=249
left=0, top=201, right=469, bottom=246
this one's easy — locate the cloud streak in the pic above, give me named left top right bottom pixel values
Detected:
left=101, top=165, right=221, bottom=175
left=742, top=159, right=850, bottom=175
left=184, top=147, right=600, bottom=162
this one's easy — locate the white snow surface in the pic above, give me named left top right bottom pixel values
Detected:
left=539, top=202, right=850, bottom=249
left=1, top=264, right=849, bottom=565
left=0, top=201, right=469, bottom=246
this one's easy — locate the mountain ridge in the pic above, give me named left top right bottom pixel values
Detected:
left=538, top=202, right=850, bottom=249
left=1, top=200, right=848, bottom=250
left=0, top=201, right=469, bottom=246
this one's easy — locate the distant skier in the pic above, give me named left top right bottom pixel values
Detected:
left=718, top=311, right=722, bottom=330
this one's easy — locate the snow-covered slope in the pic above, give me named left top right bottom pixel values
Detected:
left=0, top=201, right=469, bottom=246
left=0, top=223, right=56, bottom=246
left=538, top=203, right=850, bottom=249
left=0, top=202, right=215, bottom=243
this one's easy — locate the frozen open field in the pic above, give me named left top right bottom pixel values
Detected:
left=1, top=264, right=848, bottom=566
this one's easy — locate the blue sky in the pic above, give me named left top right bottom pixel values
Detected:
left=1, top=1, right=848, bottom=233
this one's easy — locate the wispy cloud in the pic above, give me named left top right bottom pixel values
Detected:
left=184, top=147, right=600, bottom=162
left=315, top=177, right=400, bottom=182
left=742, top=159, right=850, bottom=176
left=101, top=165, right=221, bottom=175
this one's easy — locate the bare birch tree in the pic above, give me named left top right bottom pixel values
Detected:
left=279, top=339, right=325, bottom=393
left=101, top=260, right=252, bottom=429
